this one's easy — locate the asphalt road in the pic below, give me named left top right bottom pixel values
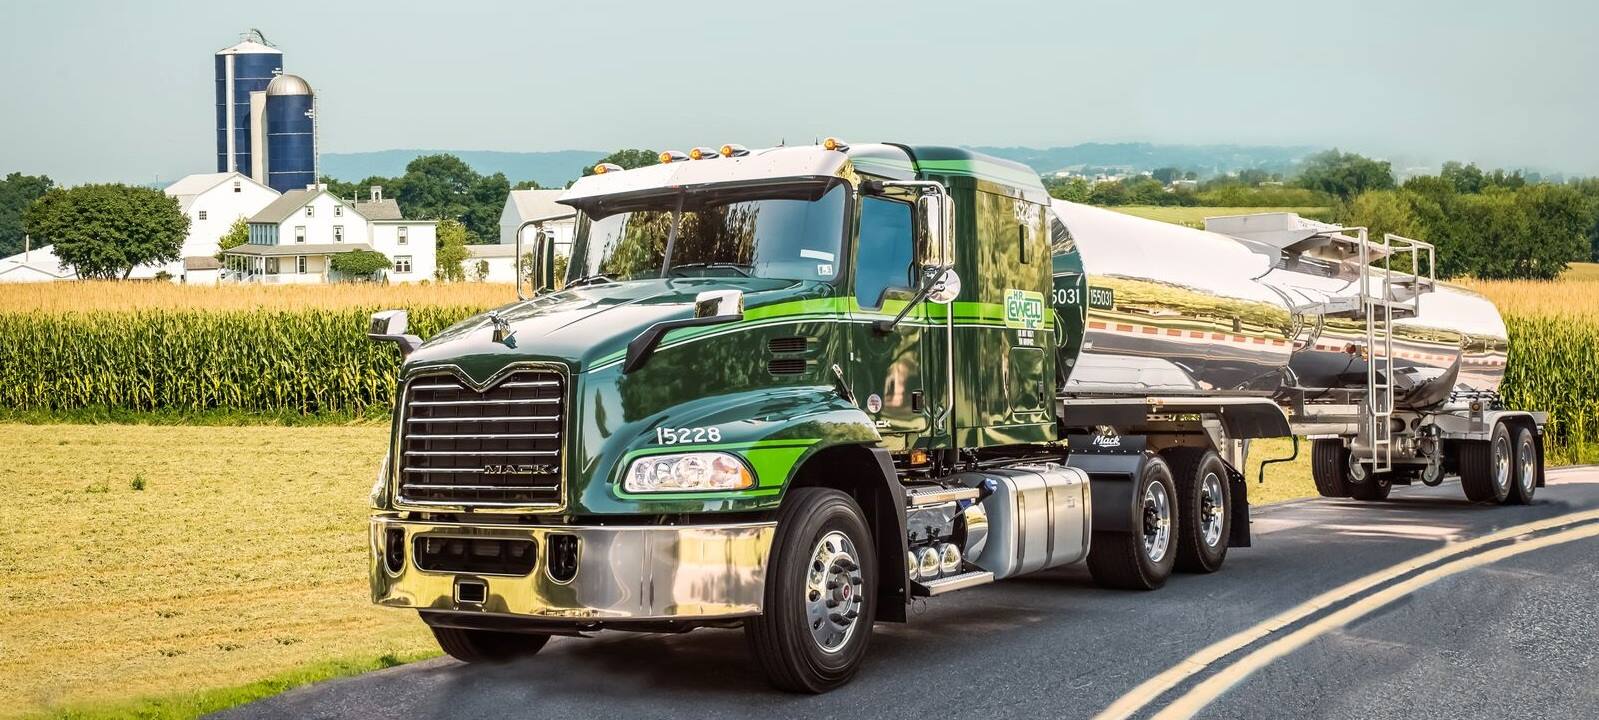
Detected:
left=217, top=467, right=1599, bottom=720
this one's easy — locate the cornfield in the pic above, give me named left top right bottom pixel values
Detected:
left=0, top=306, right=483, bottom=416
left=1, top=279, right=1596, bottom=460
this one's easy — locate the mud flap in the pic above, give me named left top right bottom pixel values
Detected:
left=1223, top=460, right=1252, bottom=548
left=1064, top=434, right=1150, bottom=534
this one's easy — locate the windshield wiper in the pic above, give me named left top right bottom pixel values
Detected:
left=668, top=263, right=754, bottom=277
left=566, top=274, right=615, bottom=289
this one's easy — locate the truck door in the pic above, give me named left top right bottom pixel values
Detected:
left=849, top=194, right=930, bottom=448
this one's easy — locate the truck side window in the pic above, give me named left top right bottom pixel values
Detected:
left=854, top=196, right=914, bottom=309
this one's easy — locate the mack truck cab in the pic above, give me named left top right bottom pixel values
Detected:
left=366, top=141, right=1285, bottom=692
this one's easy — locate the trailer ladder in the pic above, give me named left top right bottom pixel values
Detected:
left=1353, top=228, right=1436, bottom=473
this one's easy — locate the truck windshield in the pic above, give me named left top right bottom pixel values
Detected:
left=568, top=180, right=846, bottom=283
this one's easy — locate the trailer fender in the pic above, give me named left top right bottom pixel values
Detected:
left=1064, top=435, right=1153, bottom=534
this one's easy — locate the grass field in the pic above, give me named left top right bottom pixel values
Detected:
left=0, top=424, right=436, bottom=719
left=1112, top=206, right=1332, bottom=228
left=0, top=424, right=1315, bottom=719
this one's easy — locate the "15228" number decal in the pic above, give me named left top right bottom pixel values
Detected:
left=655, top=426, right=722, bottom=445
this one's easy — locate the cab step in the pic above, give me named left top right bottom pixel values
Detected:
left=911, top=570, right=995, bottom=597
left=904, top=485, right=981, bottom=507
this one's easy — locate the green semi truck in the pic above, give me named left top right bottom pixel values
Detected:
left=366, top=140, right=1542, bottom=692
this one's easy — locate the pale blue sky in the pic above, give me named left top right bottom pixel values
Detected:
left=2, top=0, right=1594, bottom=184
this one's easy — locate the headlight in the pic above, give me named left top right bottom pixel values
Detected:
left=625, top=452, right=754, bottom=493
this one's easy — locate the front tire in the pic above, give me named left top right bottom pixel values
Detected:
left=429, top=624, right=549, bottom=663
left=1165, top=448, right=1231, bottom=574
left=1508, top=426, right=1539, bottom=505
left=745, top=487, right=877, bottom=693
left=1087, top=455, right=1179, bottom=590
left=1460, top=422, right=1513, bottom=504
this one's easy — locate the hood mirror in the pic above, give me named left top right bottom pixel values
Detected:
left=694, top=289, right=744, bottom=318
left=367, top=309, right=422, bottom=357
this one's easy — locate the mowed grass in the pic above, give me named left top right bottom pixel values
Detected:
left=1112, top=206, right=1331, bottom=228
left=0, top=423, right=435, bottom=719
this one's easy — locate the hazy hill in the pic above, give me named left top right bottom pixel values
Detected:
left=972, top=143, right=1321, bottom=176
left=321, top=143, right=1323, bottom=186
left=321, top=149, right=608, bottom=188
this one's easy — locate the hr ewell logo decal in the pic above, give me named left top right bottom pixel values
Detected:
left=1004, top=289, right=1045, bottom=330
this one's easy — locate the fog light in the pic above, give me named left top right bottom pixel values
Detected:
left=939, top=543, right=962, bottom=574
left=917, top=547, right=941, bottom=579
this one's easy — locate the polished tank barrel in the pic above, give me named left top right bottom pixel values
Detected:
left=1049, top=201, right=1507, bottom=409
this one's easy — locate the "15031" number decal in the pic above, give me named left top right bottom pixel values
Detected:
left=655, top=426, right=722, bottom=445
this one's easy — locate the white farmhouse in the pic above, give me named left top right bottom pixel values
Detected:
left=470, top=189, right=576, bottom=283
left=222, top=186, right=436, bottom=283
left=163, top=172, right=280, bottom=283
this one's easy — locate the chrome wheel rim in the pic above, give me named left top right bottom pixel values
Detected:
left=1142, top=482, right=1172, bottom=563
left=1517, top=433, right=1537, bottom=496
left=805, top=530, right=863, bottom=654
left=1200, top=471, right=1226, bottom=548
left=1493, top=432, right=1513, bottom=494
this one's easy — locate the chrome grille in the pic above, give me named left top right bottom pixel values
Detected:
left=398, top=370, right=564, bottom=508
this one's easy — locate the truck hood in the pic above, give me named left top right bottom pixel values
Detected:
left=403, top=277, right=831, bottom=382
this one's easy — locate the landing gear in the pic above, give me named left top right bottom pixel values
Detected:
left=1165, top=448, right=1231, bottom=573
left=1507, top=426, right=1539, bottom=505
left=1345, top=459, right=1393, bottom=502
left=1087, top=455, right=1178, bottom=590
left=1460, top=421, right=1514, bottom=504
left=746, top=487, right=877, bottom=693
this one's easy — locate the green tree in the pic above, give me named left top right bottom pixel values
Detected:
left=581, top=149, right=658, bottom=177
left=1343, top=190, right=1425, bottom=245
left=434, top=218, right=471, bottom=282
left=0, top=172, right=54, bottom=257
left=21, top=183, right=188, bottom=279
left=1296, top=149, right=1395, bottom=202
left=214, top=217, right=249, bottom=259
left=512, top=179, right=542, bottom=191
left=1045, top=176, right=1092, bottom=203
left=1151, top=167, right=1181, bottom=185
left=329, top=249, right=392, bottom=281
left=389, top=154, right=507, bottom=243
left=472, top=259, right=490, bottom=282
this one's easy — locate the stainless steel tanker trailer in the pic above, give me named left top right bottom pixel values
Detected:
left=365, top=142, right=1546, bottom=691
left=1050, top=200, right=1544, bottom=507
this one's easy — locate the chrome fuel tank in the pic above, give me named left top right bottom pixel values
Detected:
left=1050, top=201, right=1508, bottom=409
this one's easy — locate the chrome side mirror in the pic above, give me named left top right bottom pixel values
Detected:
left=694, top=289, right=744, bottom=318
left=368, top=309, right=422, bottom=357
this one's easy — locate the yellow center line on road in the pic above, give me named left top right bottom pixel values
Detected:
left=1093, top=507, right=1599, bottom=720
left=1151, top=521, right=1599, bottom=720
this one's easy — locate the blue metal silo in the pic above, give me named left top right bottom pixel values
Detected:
left=214, top=29, right=283, bottom=175
left=264, top=74, right=317, bottom=193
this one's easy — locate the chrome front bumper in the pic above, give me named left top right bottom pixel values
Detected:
left=370, top=516, right=776, bottom=621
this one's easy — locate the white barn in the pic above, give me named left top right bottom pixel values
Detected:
left=163, top=172, right=280, bottom=283
left=474, top=189, right=576, bottom=283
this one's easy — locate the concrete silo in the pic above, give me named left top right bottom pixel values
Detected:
left=214, top=29, right=282, bottom=176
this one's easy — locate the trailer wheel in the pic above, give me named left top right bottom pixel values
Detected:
left=745, top=487, right=876, bottom=693
left=1164, top=448, right=1230, bottom=573
left=1311, top=439, right=1351, bottom=498
left=429, top=625, right=549, bottom=663
left=1460, top=421, right=1513, bottom=504
left=1507, top=426, right=1539, bottom=505
left=1088, top=455, right=1178, bottom=590
left=1348, top=472, right=1392, bottom=501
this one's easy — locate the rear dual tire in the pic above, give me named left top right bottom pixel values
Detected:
left=1088, top=455, right=1179, bottom=590
left=1461, top=422, right=1514, bottom=504
left=1164, top=448, right=1232, bottom=574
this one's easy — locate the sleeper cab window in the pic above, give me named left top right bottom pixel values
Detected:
left=854, top=196, right=915, bottom=310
